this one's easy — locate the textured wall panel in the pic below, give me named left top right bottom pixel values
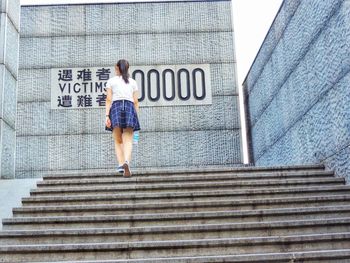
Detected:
left=16, top=135, right=49, bottom=172
left=4, top=17, right=19, bottom=78
left=245, top=0, right=350, bottom=182
left=251, top=4, right=350, bottom=158
left=0, top=0, right=20, bottom=30
left=15, top=129, right=241, bottom=177
left=20, top=2, right=232, bottom=37
left=211, top=63, right=238, bottom=95
left=17, top=69, right=51, bottom=103
left=0, top=0, right=19, bottom=179
left=17, top=96, right=240, bottom=136
left=0, top=67, right=16, bottom=128
left=17, top=64, right=237, bottom=104
left=16, top=102, right=49, bottom=136
left=18, top=37, right=51, bottom=67
left=0, top=66, right=3, bottom=119
left=255, top=78, right=350, bottom=172
left=248, top=0, right=343, bottom=125
left=19, top=32, right=235, bottom=69
left=255, top=72, right=350, bottom=166
left=0, top=120, right=15, bottom=178
left=0, top=13, right=5, bottom=64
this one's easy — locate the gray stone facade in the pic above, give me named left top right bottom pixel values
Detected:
left=244, top=0, right=350, bottom=182
left=0, top=0, right=20, bottom=179
left=17, top=0, right=242, bottom=178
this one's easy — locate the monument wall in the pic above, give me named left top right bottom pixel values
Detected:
left=0, top=0, right=20, bottom=179
left=244, top=0, right=350, bottom=182
left=17, top=0, right=242, bottom=178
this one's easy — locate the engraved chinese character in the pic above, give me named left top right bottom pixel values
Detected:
left=77, top=95, right=93, bottom=107
left=57, top=95, right=72, bottom=107
left=58, top=69, right=73, bottom=81
left=96, top=94, right=107, bottom=107
left=77, top=69, right=92, bottom=81
left=96, top=68, right=111, bottom=81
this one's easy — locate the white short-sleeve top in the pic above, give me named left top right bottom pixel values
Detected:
left=106, top=76, right=138, bottom=103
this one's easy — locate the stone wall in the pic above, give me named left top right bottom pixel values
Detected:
left=244, top=0, right=350, bottom=182
left=0, top=0, right=20, bottom=179
left=17, top=0, right=242, bottom=178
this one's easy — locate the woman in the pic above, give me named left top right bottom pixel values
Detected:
left=105, top=59, right=140, bottom=177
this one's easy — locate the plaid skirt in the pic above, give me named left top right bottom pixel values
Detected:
left=109, top=100, right=140, bottom=131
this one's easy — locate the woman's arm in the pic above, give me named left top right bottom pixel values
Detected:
left=105, top=88, right=112, bottom=127
left=133, top=91, right=139, bottom=114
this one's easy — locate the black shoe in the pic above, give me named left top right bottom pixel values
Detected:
left=117, top=165, right=124, bottom=174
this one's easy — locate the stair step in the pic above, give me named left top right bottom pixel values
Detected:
left=1, top=218, right=350, bottom=245
left=42, top=164, right=326, bottom=180
left=5, top=205, right=350, bottom=230
left=0, top=232, right=349, bottom=262
left=24, top=249, right=350, bottom=263
left=37, top=170, right=334, bottom=187
left=21, top=185, right=350, bottom=206
left=30, top=177, right=345, bottom=196
left=12, top=195, right=350, bottom=217
left=3, top=164, right=350, bottom=262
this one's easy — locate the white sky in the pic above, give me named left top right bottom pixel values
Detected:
left=19, top=0, right=283, bottom=163
left=232, top=0, right=282, bottom=85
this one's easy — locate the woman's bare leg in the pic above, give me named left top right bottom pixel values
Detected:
left=112, top=127, right=125, bottom=166
left=122, top=127, right=134, bottom=163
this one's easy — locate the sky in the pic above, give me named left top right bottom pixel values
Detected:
left=232, top=0, right=282, bottom=85
left=19, top=0, right=283, bottom=163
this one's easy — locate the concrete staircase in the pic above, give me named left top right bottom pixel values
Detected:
left=1, top=165, right=350, bottom=262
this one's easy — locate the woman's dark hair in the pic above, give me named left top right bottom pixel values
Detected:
left=116, top=59, right=130, bottom=83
